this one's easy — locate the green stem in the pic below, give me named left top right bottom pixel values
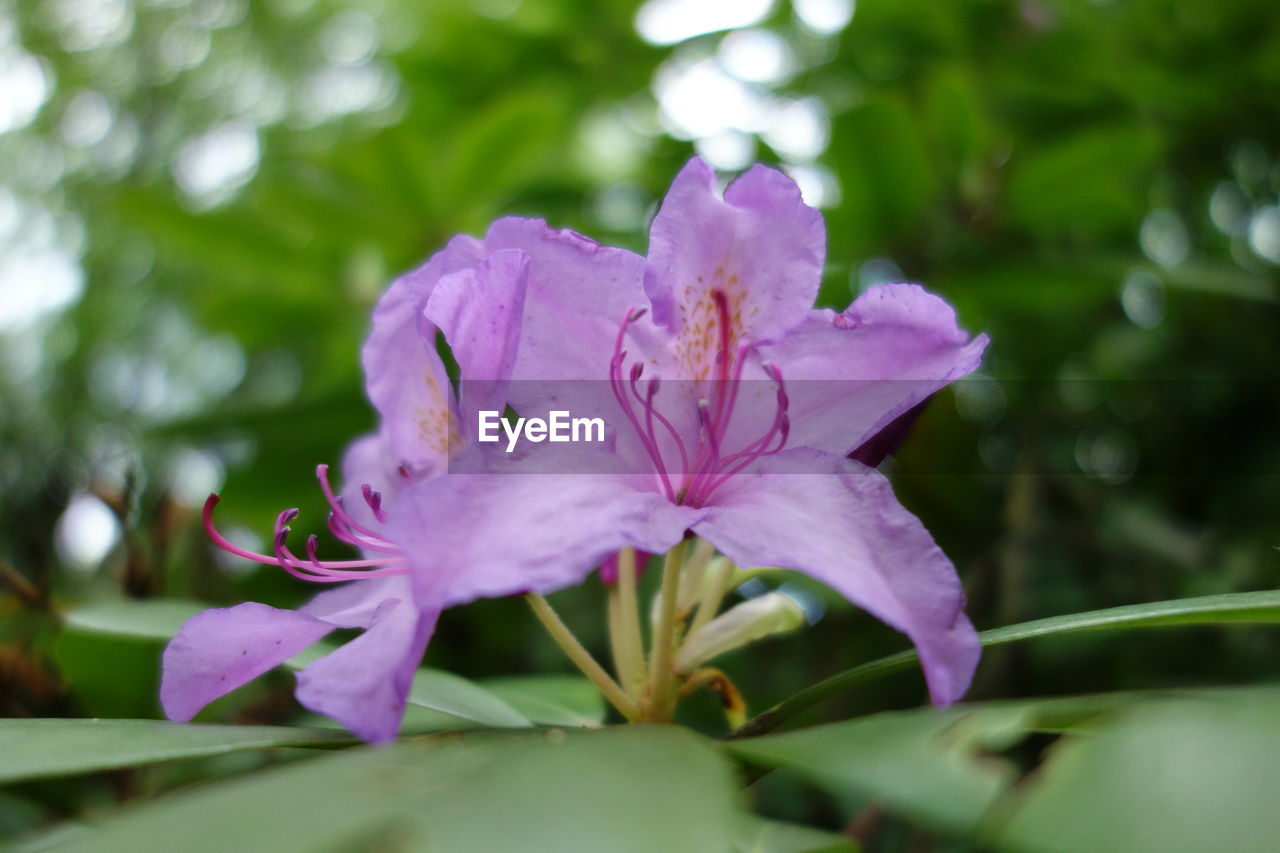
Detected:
left=728, top=589, right=1280, bottom=739
left=645, top=542, right=687, bottom=721
left=613, top=547, right=646, bottom=699
left=526, top=593, right=640, bottom=722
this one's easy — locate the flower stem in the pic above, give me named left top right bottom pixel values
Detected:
left=613, top=547, right=646, bottom=699
left=645, top=541, right=686, bottom=721
left=526, top=593, right=640, bottom=722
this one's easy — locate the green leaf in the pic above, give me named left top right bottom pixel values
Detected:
left=43, top=727, right=738, bottom=853
left=734, top=815, right=859, bottom=853
left=65, top=601, right=207, bottom=642
left=727, top=706, right=1020, bottom=835
left=734, top=590, right=1280, bottom=738
left=481, top=675, right=606, bottom=727
left=724, top=689, right=1249, bottom=838
left=64, top=601, right=532, bottom=730
left=406, top=669, right=532, bottom=729
left=989, top=691, right=1280, bottom=853
left=725, top=693, right=1147, bottom=836
left=0, top=719, right=352, bottom=784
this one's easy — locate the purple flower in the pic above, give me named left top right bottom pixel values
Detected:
left=164, top=157, right=988, bottom=739
left=386, top=158, right=988, bottom=707
left=160, top=248, right=530, bottom=741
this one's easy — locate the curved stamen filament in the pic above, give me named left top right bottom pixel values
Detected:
left=324, top=511, right=401, bottom=554
left=609, top=308, right=677, bottom=502
left=315, top=464, right=384, bottom=541
left=630, top=369, right=690, bottom=478
left=688, top=365, right=790, bottom=505
left=361, top=484, right=388, bottom=523
left=202, top=492, right=407, bottom=584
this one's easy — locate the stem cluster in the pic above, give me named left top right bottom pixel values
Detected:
left=525, top=538, right=736, bottom=724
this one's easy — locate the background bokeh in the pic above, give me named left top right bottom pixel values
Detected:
left=2, top=0, right=1278, bottom=841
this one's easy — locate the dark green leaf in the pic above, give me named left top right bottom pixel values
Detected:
left=725, top=690, right=1237, bottom=837
left=989, top=691, right=1280, bottom=853
left=0, top=719, right=352, bottom=784
left=45, top=727, right=738, bottom=853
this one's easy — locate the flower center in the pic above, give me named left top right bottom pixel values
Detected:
left=608, top=290, right=789, bottom=508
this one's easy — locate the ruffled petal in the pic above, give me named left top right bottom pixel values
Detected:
left=160, top=603, right=333, bottom=722
left=389, top=457, right=701, bottom=609
left=425, top=248, right=530, bottom=427
left=484, top=217, right=648, bottom=381
left=360, top=234, right=489, bottom=471
left=645, top=158, right=825, bottom=363
left=295, top=596, right=438, bottom=743
left=760, top=284, right=988, bottom=456
left=693, top=448, right=980, bottom=706
left=360, top=273, right=458, bottom=473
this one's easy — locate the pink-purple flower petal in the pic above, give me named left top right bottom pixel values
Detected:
left=645, top=158, right=825, bottom=351
left=693, top=448, right=981, bottom=706
left=424, top=248, right=530, bottom=427
left=390, top=462, right=701, bottom=609
left=760, top=283, right=988, bottom=457
left=160, top=602, right=334, bottom=722
left=295, top=596, right=438, bottom=743
left=484, top=217, right=649, bottom=381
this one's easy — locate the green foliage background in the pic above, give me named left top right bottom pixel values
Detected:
left=1, top=0, right=1279, bottom=849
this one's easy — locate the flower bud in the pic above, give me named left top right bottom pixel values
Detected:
left=675, top=591, right=805, bottom=675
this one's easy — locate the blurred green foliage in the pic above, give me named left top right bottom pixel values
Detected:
left=2, top=0, right=1279, bottom=848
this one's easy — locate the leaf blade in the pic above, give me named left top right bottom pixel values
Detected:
left=733, top=590, right=1280, bottom=738
left=0, top=719, right=352, bottom=784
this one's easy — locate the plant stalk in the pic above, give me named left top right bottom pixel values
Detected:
left=645, top=541, right=686, bottom=721
left=613, top=547, right=646, bottom=699
left=526, top=593, right=640, bottom=722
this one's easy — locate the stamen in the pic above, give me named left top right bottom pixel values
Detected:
left=629, top=371, right=691, bottom=479
left=689, top=363, right=791, bottom=506
left=201, top=492, right=407, bottom=584
left=610, top=307, right=676, bottom=502
left=607, top=304, right=790, bottom=509
left=326, top=511, right=401, bottom=554
left=316, top=465, right=383, bottom=541
left=361, top=485, right=388, bottom=524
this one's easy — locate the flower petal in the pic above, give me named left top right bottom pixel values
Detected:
left=645, top=158, right=825, bottom=359
left=694, top=448, right=980, bottom=706
left=425, top=248, right=530, bottom=427
left=295, top=596, right=438, bottom=742
left=299, top=576, right=413, bottom=630
left=389, top=460, right=700, bottom=608
left=160, top=603, right=334, bottom=722
left=361, top=273, right=457, bottom=473
left=484, top=217, right=648, bottom=380
left=360, top=234, right=490, bottom=471
left=761, top=284, right=988, bottom=456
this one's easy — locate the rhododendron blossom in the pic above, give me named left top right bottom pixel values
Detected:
left=162, top=157, right=988, bottom=739
left=389, top=158, right=988, bottom=714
